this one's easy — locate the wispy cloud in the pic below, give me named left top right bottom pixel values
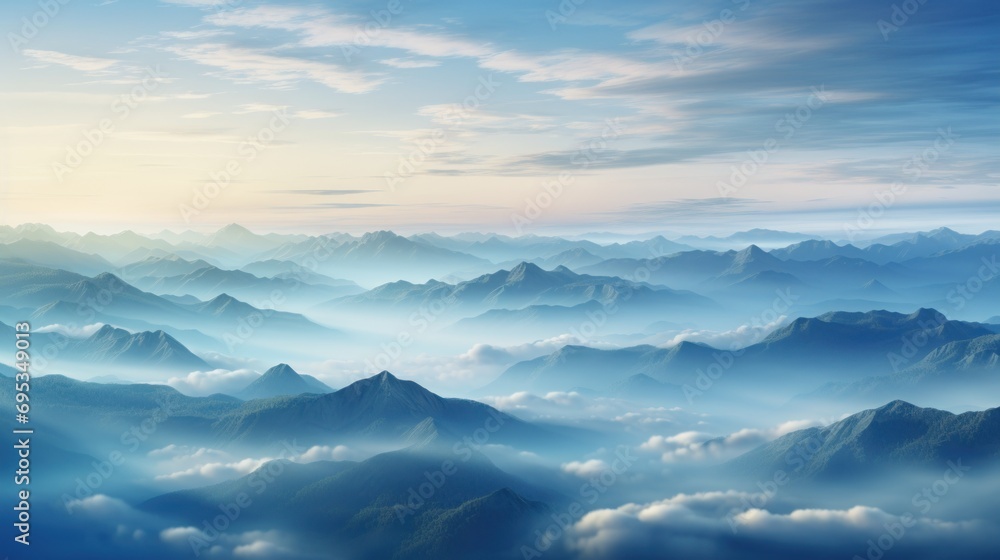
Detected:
left=379, top=58, right=441, bottom=69
left=164, top=43, right=382, bottom=93
left=22, top=49, right=119, bottom=73
left=294, top=110, right=341, bottom=119
left=273, top=189, right=374, bottom=196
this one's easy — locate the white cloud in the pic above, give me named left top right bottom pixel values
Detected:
left=659, top=315, right=790, bottom=350
left=294, top=445, right=357, bottom=462
left=160, top=526, right=203, bottom=547
left=160, top=0, right=235, bottom=7
left=302, top=338, right=586, bottom=391
left=563, top=459, right=611, bottom=478
left=293, top=110, right=341, bottom=120
left=161, top=528, right=306, bottom=558
left=461, top=335, right=619, bottom=367
left=155, top=456, right=275, bottom=485
left=417, top=105, right=556, bottom=133
left=380, top=58, right=441, bottom=69
left=35, top=322, right=106, bottom=338
left=205, top=6, right=492, bottom=58
left=22, top=49, right=120, bottom=73
left=200, top=5, right=669, bottom=98
left=233, top=540, right=292, bottom=558
left=148, top=444, right=229, bottom=462
left=164, top=43, right=382, bottom=93
left=64, top=494, right=134, bottom=517
left=161, top=29, right=233, bottom=39
left=165, top=368, right=258, bottom=396
left=233, top=103, right=287, bottom=114
left=479, top=49, right=666, bottom=84
left=482, top=389, right=701, bottom=429
left=484, top=391, right=587, bottom=411
left=566, top=492, right=994, bottom=560
left=639, top=419, right=821, bottom=463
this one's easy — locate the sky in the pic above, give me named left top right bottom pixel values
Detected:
left=0, top=0, right=997, bottom=237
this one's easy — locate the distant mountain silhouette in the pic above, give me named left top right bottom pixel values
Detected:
left=64, top=325, right=209, bottom=370
left=142, top=446, right=553, bottom=560
left=487, top=309, right=995, bottom=395
left=237, top=363, right=333, bottom=399
left=260, top=230, right=489, bottom=285
left=215, top=371, right=545, bottom=447
left=727, top=400, right=1000, bottom=480
left=121, top=254, right=216, bottom=278
left=0, top=239, right=115, bottom=275
left=160, top=265, right=352, bottom=304
left=484, top=341, right=716, bottom=395
left=330, top=261, right=714, bottom=319
left=770, top=239, right=866, bottom=261
left=241, top=258, right=360, bottom=288
left=798, top=334, right=1000, bottom=405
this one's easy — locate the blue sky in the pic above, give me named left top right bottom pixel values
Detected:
left=0, top=0, right=996, bottom=236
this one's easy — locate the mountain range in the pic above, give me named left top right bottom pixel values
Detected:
left=325, top=261, right=715, bottom=322
left=484, top=309, right=997, bottom=398
left=214, top=371, right=550, bottom=448
left=142, top=445, right=554, bottom=560
left=727, top=400, right=1000, bottom=481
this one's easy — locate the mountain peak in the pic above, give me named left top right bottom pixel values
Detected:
left=858, top=278, right=897, bottom=295
left=361, top=230, right=401, bottom=243
left=209, top=293, right=239, bottom=305
left=906, top=308, right=946, bottom=324
left=91, top=271, right=126, bottom=286
left=239, top=363, right=320, bottom=399
left=337, top=371, right=441, bottom=413
left=262, top=363, right=300, bottom=379
left=736, top=244, right=768, bottom=259
left=873, top=399, right=920, bottom=415
left=93, top=323, right=126, bottom=338
left=507, top=261, right=547, bottom=281
left=218, top=223, right=254, bottom=235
